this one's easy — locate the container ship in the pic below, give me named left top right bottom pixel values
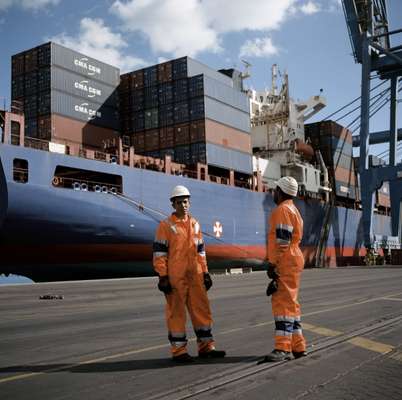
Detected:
left=0, top=42, right=396, bottom=282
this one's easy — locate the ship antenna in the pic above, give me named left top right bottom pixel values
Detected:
left=271, top=64, right=278, bottom=96
left=240, top=59, right=251, bottom=80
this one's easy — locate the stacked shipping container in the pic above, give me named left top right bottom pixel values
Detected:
left=11, top=42, right=120, bottom=149
left=353, top=155, right=391, bottom=208
left=305, top=121, right=357, bottom=200
left=119, top=57, right=252, bottom=174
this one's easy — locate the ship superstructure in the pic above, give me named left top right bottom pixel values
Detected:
left=249, top=65, right=329, bottom=198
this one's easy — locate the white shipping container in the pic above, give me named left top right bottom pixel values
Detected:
left=50, top=66, right=118, bottom=107
left=204, top=97, right=250, bottom=133
left=51, top=89, right=119, bottom=129
left=50, top=42, right=120, bottom=86
left=206, top=143, right=252, bottom=174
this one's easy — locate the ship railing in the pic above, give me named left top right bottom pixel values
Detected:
left=52, top=176, right=122, bottom=194
left=234, top=178, right=252, bottom=189
left=182, top=169, right=198, bottom=179
left=24, top=137, right=50, bottom=151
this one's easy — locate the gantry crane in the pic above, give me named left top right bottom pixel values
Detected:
left=342, top=0, right=402, bottom=250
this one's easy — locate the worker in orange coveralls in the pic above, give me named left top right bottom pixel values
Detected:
left=153, top=185, right=226, bottom=363
left=260, top=176, right=307, bottom=363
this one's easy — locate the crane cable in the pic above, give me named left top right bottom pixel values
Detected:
left=110, top=191, right=266, bottom=262
left=321, top=79, right=388, bottom=121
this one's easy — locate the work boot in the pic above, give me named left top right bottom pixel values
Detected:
left=172, top=353, right=194, bottom=363
left=198, top=349, right=226, bottom=359
left=258, top=349, right=291, bottom=363
left=293, top=350, right=307, bottom=359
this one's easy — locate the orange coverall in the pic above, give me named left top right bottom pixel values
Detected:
left=153, top=214, right=215, bottom=356
left=267, top=199, right=306, bottom=353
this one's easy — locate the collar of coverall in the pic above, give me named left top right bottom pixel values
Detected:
left=171, top=213, right=192, bottom=223
left=279, top=199, right=295, bottom=206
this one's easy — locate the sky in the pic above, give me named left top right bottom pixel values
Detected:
left=0, top=0, right=401, bottom=159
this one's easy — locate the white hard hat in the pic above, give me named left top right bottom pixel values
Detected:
left=170, top=185, right=191, bottom=200
left=276, top=176, right=298, bottom=197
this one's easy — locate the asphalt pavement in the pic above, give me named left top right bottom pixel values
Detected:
left=0, top=267, right=401, bottom=400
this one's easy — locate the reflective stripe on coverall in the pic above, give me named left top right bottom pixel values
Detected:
left=153, top=214, right=215, bottom=356
left=268, top=199, right=306, bottom=353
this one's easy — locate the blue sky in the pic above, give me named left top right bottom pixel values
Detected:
left=0, top=0, right=401, bottom=159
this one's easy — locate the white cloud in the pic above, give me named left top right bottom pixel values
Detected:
left=110, top=0, right=221, bottom=57
left=328, top=0, right=342, bottom=12
left=0, top=0, right=59, bottom=11
left=239, top=37, right=278, bottom=58
left=50, top=18, right=147, bottom=72
left=110, top=0, right=298, bottom=57
left=203, top=0, right=296, bottom=33
left=300, top=1, right=321, bottom=15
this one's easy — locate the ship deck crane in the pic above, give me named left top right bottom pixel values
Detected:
left=342, top=0, right=402, bottom=248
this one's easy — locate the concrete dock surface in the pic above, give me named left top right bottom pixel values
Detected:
left=1, top=267, right=402, bottom=400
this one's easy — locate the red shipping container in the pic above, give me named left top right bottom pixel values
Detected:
left=131, top=70, right=144, bottom=89
left=174, top=123, right=190, bottom=146
left=159, top=127, right=174, bottom=149
left=190, top=120, right=205, bottom=143
left=12, top=54, right=25, bottom=76
left=158, top=61, right=173, bottom=83
left=25, top=49, right=38, bottom=73
left=131, top=132, right=145, bottom=152
left=119, top=73, right=131, bottom=93
left=144, top=129, right=159, bottom=151
left=331, top=166, right=356, bottom=185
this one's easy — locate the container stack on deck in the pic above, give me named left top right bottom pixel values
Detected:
left=11, top=42, right=120, bottom=149
left=305, top=121, right=357, bottom=202
left=119, top=57, right=252, bottom=176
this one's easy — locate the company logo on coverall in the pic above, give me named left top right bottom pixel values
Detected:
left=74, top=103, right=101, bottom=120
left=74, top=57, right=101, bottom=76
left=74, top=80, right=102, bottom=98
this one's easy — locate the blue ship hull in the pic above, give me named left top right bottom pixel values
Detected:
left=0, top=144, right=392, bottom=281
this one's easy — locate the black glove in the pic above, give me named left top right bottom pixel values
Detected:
left=203, top=273, right=213, bottom=291
left=267, top=262, right=279, bottom=280
left=266, top=279, right=278, bottom=296
left=158, top=275, right=172, bottom=294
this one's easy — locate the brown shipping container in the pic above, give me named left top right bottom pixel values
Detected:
left=119, top=73, right=131, bottom=93
left=121, top=116, right=132, bottom=134
left=120, top=94, right=131, bottom=115
left=377, top=192, right=391, bottom=207
left=174, top=123, right=190, bottom=146
left=24, top=49, right=38, bottom=73
left=131, top=70, right=144, bottom=89
left=158, top=61, right=173, bottom=83
left=190, top=120, right=205, bottom=142
left=51, top=114, right=119, bottom=149
left=376, top=182, right=390, bottom=207
left=159, top=126, right=175, bottom=149
left=204, top=119, right=251, bottom=154
left=305, top=121, right=353, bottom=145
left=144, top=129, right=159, bottom=151
left=38, top=115, right=52, bottom=140
left=330, top=166, right=356, bottom=184
left=12, top=54, right=25, bottom=76
left=131, top=132, right=145, bottom=152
